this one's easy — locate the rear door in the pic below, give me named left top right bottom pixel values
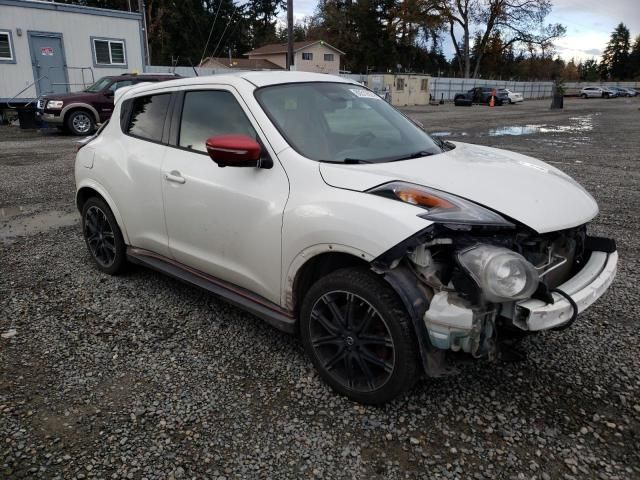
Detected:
left=28, top=32, right=68, bottom=95
left=113, top=90, right=173, bottom=256
left=161, top=86, right=289, bottom=303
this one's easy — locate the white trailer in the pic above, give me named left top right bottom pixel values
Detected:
left=0, top=0, right=146, bottom=105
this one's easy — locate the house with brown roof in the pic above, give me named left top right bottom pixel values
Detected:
left=198, top=56, right=283, bottom=71
left=245, top=40, right=344, bottom=75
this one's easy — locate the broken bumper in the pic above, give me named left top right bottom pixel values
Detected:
left=515, top=250, right=618, bottom=331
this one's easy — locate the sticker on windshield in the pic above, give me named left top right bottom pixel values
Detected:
left=349, top=88, right=381, bottom=99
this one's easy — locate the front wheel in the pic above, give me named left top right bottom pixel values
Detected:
left=66, top=110, right=95, bottom=136
left=300, top=268, right=420, bottom=405
left=81, top=197, right=127, bottom=275
left=581, top=93, right=588, bottom=99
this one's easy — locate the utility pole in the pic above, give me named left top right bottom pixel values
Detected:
left=286, top=0, right=293, bottom=70
left=138, top=0, right=150, bottom=66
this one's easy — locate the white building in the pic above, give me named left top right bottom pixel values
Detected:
left=0, top=0, right=146, bottom=104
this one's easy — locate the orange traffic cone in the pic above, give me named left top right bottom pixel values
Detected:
left=490, top=88, right=496, bottom=107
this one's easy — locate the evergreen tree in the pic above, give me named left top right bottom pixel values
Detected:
left=600, top=23, right=631, bottom=80
left=629, top=35, right=640, bottom=79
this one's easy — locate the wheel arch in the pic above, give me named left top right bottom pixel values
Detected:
left=76, top=181, right=130, bottom=244
left=62, top=103, right=100, bottom=125
left=285, top=246, right=373, bottom=315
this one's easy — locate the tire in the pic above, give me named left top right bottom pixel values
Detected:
left=66, top=109, right=95, bottom=136
left=81, top=197, right=127, bottom=275
left=300, top=268, right=420, bottom=405
left=580, top=93, right=588, bottom=99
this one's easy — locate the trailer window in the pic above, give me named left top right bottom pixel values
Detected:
left=92, top=38, right=126, bottom=66
left=0, top=31, right=14, bottom=63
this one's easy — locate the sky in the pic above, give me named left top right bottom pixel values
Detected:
left=282, top=0, right=639, bottom=62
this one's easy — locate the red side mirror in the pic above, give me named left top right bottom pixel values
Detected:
left=205, top=135, right=262, bottom=168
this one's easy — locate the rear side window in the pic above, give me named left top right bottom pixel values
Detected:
left=178, top=90, right=256, bottom=153
left=126, top=93, right=171, bottom=142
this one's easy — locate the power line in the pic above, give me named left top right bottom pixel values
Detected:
left=211, top=5, right=237, bottom=59
left=199, top=0, right=225, bottom=65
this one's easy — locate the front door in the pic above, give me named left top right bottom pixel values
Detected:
left=28, top=32, right=68, bottom=96
left=162, top=87, right=290, bottom=304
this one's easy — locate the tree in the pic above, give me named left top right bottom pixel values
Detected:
left=246, top=0, right=284, bottom=47
left=628, top=34, right=640, bottom=79
left=578, top=58, right=599, bottom=82
left=437, top=0, right=565, bottom=78
left=600, top=23, right=631, bottom=80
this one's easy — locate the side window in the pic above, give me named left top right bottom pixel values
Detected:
left=302, top=52, right=313, bottom=60
left=126, top=93, right=171, bottom=142
left=324, top=53, right=334, bottom=62
left=396, top=78, right=405, bottom=91
left=178, top=90, right=256, bottom=153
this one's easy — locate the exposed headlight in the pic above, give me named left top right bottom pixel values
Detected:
left=47, top=100, right=64, bottom=109
left=368, top=181, right=513, bottom=227
left=457, top=245, right=539, bottom=302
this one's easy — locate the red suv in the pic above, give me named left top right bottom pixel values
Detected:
left=36, top=73, right=179, bottom=135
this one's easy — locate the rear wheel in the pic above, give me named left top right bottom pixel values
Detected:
left=300, top=268, right=420, bottom=405
left=81, top=197, right=126, bottom=275
left=581, top=93, right=588, bottom=99
left=66, top=109, right=95, bottom=136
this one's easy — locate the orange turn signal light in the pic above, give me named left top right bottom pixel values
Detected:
left=394, top=188, right=454, bottom=209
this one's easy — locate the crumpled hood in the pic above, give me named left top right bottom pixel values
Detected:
left=319, top=142, right=598, bottom=233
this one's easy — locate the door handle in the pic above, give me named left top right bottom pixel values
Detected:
left=164, top=170, right=185, bottom=184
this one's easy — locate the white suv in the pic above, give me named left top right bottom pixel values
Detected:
left=75, top=72, right=617, bottom=404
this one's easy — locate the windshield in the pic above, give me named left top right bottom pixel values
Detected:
left=84, top=77, right=113, bottom=92
left=255, top=82, right=444, bottom=163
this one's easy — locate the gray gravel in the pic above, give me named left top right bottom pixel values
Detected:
left=1, top=98, right=639, bottom=479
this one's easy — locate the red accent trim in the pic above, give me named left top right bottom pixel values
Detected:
left=205, top=135, right=261, bottom=163
left=128, top=247, right=294, bottom=318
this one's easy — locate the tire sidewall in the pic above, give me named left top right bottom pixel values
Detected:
left=81, top=197, right=126, bottom=275
left=300, top=268, right=419, bottom=405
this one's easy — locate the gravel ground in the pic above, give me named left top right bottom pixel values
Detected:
left=1, top=98, right=639, bottom=479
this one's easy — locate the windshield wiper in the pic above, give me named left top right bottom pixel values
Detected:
left=388, top=150, right=435, bottom=162
left=318, top=159, right=374, bottom=164
left=343, top=158, right=374, bottom=164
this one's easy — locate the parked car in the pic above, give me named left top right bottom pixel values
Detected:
left=579, top=86, right=617, bottom=99
left=499, top=88, right=524, bottom=104
left=36, top=73, right=180, bottom=135
left=454, top=87, right=509, bottom=106
left=75, top=72, right=618, bottom=404
left=609, top=86, right=637, bottom=97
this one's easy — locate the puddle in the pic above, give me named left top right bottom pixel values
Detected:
left=0, top=209, right=79, bottom=244
left=431, top=131, right=468, bottom=137
left=0, top=205, right=41, bottom=218
left=487, top=114, right=595, bottom=137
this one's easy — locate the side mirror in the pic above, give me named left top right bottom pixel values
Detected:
left=104, top=90, right=114, bottom=98
left=205, top=135, right=262, bottom=168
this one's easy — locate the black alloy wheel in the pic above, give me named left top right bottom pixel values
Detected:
left=308, top=291, right=395, bottom=392
left=81, top=197, right=126, bottom=274
left=301, top=268, right=419, bottom=404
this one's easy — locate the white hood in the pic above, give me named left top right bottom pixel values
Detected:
left=319, top=142, right=598, bottom=234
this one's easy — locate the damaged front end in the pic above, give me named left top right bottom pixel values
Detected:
left=373, top=221, right=617, bottom=376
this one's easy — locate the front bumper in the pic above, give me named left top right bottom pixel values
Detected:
left=35, top=110, right=63, bottom=125
left=514, top=250, right=618, bottom=331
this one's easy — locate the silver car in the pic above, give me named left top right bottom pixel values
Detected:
left=580, top=86, right=616, bottom=98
